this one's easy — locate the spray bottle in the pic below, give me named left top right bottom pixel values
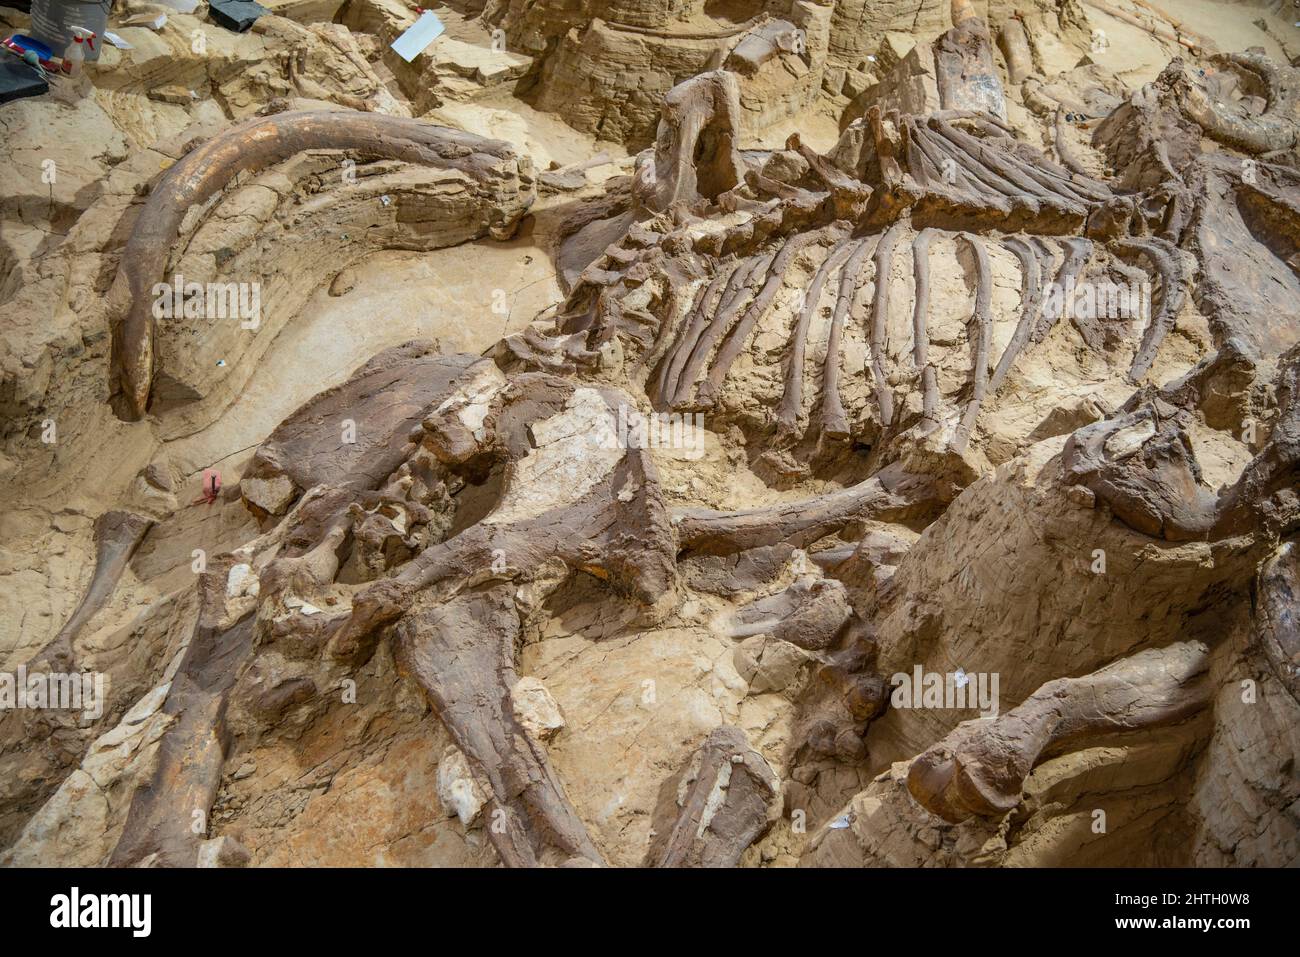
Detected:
left=58, top=24, right=94, bottom=98
left=63, top=25, right=95, bottom=73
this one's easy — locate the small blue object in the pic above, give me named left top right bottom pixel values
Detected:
left=7, top=34, right=55, bottom=61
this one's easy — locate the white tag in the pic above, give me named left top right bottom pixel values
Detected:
left=124, top=12, right=168, bottom=28
left=390, top=11, right=445, bottom=63
left=104, top=31, right=133, bottom=49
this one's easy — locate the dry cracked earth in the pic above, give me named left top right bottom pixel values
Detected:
left=0, top=0, right=1297, bottom=869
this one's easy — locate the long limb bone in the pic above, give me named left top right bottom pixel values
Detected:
left=1079, top=0, right=1212, bottom=54
left=674, top=461, right=940, bottom=555
left=22, top=511, right=153, bottom=675
left=108, top=110, right=528, bottom=421
left=393, top=584, right=603, bottom=866
left=112, top=486, right=354, bottom=866
left=907, top=641, right=1213, bottom=823
left=0, top=511, right=152, bottom=846
left=109, top=601, right=256, bottom=867
left=646, top=725, right=780, bottom=867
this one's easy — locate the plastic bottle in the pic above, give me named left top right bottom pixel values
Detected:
left=63, top=31, right=83, bottom=74
left=59, top=26, right=94, bottom=99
